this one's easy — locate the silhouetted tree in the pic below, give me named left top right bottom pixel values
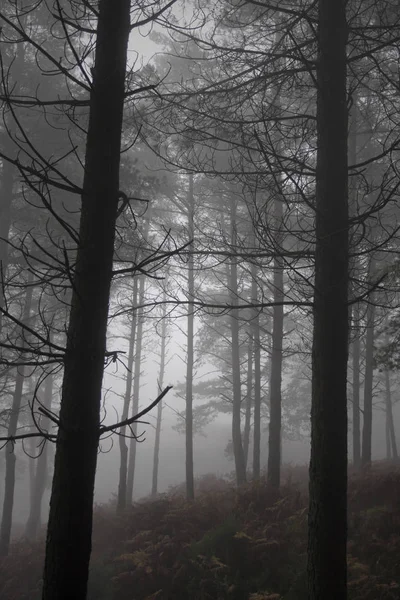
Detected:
left=307, top=1, right=349, bottom=599
left=117, top=278, right=138, bottom=514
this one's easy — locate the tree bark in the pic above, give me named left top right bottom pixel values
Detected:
left=352, top=304, right=361, bottom=469
left=384, top=369, right=398, bottom=461
left=230, top=199, right=247, bottom=486
left=151, top=287, right=168, bottom=497
left=252, top=259, right=261, bottom=480
left=0, top=280, right=33, bottom=556
left=0, top=152, right=14, bottom=320
left=307, top=1, right=349, bottom=599
left=243, top=332, right=253, bottom=469
left=267, top=197, right=284, bottom=488
left=0, top=40, right=24, bottom=324
left=185, top=173, right=195, bottom=500
left=361, top=299, right=375, bottom=468
left=27, top=379, right=37, bottom=512
left=349, top=86, right=361, bottom=471
left=42, top=1, right=130, bottom=597
left=386, top=408, right=392, bottom=460
left=126, top=274, right=145, bottom=503
left=25, top=371, right=53, bottom=540
left=117, top=277, right=138, bottom=513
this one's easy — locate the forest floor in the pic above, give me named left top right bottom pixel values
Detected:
left=1, top=462, right=400, bottom=600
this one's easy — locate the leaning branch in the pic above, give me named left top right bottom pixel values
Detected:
left=0, top=431, right=57, bottom=444
left=99, top=385, right=173, bottom=435
left=0, top=387, right=173, bottom=444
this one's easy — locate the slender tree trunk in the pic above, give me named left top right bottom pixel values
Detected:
left=352, top=304, right=361, bottom=469
left=308, top=1, right=349, bottom=599
left=243, top=332, right=253, bottom=469
left=267, top=199, right=284, bottom=488
left=0, top=42, right=24, bottom=322
left=151, top=289, right=168, bottom=497
left=42, top=2, right=130, bottom=597
left=28, top=432, right=36, bottom=508
left=252, top=260, right=261, bottom=480
left=116, top=278, right=138, bottom=513
left=349, top=86, right=361, bottom=471
left=186, top=173, right=195, bottom=500
left=0, top=281, right=34, bottom=555
left=26, top=376, right=39, bottom=505
left=230, top=199, right=247, bottom=486
left=361, top=300, right=375, bottom=468
left=266, top=26, right=285, bottom=490
left=386, top=411, right=392, bottom=460
left=0, top=147, right=14, bottom=297
left=384, top=369, right=398, bottom=461
left=25, top=372, right=53, bottom=540
left=0, top=140, right=15, bottom=345
left=126, top=274, right=145, bottom=503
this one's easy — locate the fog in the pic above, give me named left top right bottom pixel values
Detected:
left=6, top=345, right=399, bottom=529
left=0, top=2, right=400, bottom=599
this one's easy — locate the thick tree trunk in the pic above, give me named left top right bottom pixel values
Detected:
left=267, top=196, right=284, bottom=488
left=352, top=305, right=361, bottom=469
left=243, top=332, right=253, bottom=469
left=117, top=278, right=138, bottom=513
left=230, top=199, right=247, bottom=486
left=126, top=274, right=145, bottom=503
left=384, top=369, right=398, bottom=461
left=151, top=290, right=168, bottom=497
left=361, top=300, right=375, bottom=468
left=0, top=281, right=33, bottom=556
left=252, top=261, right=261, bottom=480
left=42, top=2, right=130, bottom=598
left=25, top=372, right=53, bottom=540
left=307, top=1, right=349, bottom=599
left=186, top=173, right=195, bottom=500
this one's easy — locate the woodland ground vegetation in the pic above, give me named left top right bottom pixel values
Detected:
left=1, top=463, right=400, bottom=600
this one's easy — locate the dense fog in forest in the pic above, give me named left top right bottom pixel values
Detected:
left=1, top=1, right=400, bottom=599
left=6, top=363, right=399, bottom=524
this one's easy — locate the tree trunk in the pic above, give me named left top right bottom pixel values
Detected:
left=243, top=332, right=253, bottom=469
left=0, top=281, right=33, bottom=556
left=28, top=427, right=37, bottom=511
left=361, top=300, right=375, bottom=468
left=352, top=304, right=361, bottom=469
left=0, top=146, right=14, bottom=294
left=126, top=274, right=145, bottom=503
left=307, top=1, right=349, bottom=599
left=349, top=84, right=361, bottom=471
left=27, top=377, right=39, bottom=521
left=0, top=138, right=15, bottom=341
left=230, top=199, right=247, bottom=487
left=42, top=2, right=130, bottom=597
left=186, top=173, right=195, bottom=500
left=117, top=277, right=138, bottom=513
left=384, top=369, right=398, bottom=461
left=25, top=372, right=53, bottom=540
left=267, top=199, right=284, bottom=488
left=252, top=260, right=261, bottom=480
left=151, top=287, right=168, bottom=497
left=386, top=410, right=392, bottom=460
left=0, top=41, right=24, bottom=323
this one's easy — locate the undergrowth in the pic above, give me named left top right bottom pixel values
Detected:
left=1, top=466, right=400, bottom=599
